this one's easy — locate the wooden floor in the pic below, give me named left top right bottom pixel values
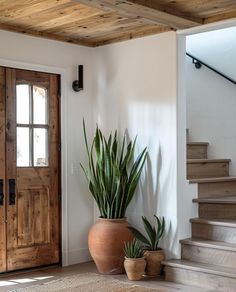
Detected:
left=0, top=261, right=211, bottom=291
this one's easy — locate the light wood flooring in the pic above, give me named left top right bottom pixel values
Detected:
left=0, top=261, right=210, bottom=291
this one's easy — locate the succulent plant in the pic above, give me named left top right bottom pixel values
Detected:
left=124, top=239, right=144, bottom=258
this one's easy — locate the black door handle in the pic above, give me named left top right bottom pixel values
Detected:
left=0, top=180, right=4, bottom=206
left=9, top=179, right=16, bottom=205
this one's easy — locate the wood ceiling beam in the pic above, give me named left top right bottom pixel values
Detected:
left=72, top=0, right=203, bottom=29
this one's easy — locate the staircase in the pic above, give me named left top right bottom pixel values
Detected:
left=163, top=137, right=236, bottom=291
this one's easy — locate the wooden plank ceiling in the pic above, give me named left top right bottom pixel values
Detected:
left=0, top=0, right=235, bottom=47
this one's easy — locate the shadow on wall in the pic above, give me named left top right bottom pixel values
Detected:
left=127, top=148, right=177, bottom=259
left=142, top=153, right=160, bottom=216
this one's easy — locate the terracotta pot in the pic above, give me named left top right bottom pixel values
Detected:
left=144, top=249, right=165, bottom=276
left=124, top=257, right=146, bottom=281
left=88, top=218, right=133, bottom=274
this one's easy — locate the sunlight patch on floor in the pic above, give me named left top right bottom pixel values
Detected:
left=33, top=276, right=54, bottom=280
left=0, top=275, right=54, bottom=287
left=11, top=278, right=37, bottom=284
left=0, top=281, right=17, bottom=286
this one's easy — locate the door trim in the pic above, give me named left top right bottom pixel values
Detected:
left=0, top=67, right=6, bottom=272
left=0, top=59, right=69, bottom=266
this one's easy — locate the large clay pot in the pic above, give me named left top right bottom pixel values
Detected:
left=88, top=218, right=133, bottom=274
left=144, top=249, right=165, bottom=276
left=124, top=257, right=146, bottom=281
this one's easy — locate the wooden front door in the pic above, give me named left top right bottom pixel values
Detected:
left=0, top=67, right=60, bottom=272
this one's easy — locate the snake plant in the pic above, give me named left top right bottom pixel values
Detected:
left=124, top=239, right=144, bottom=258
left=80, top=120, right=147, bottom=219
left=128, top=215, right=165, bottom=251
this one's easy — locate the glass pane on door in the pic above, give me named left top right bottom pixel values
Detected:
left=16, top=85, right=30, bottom=124
left=17, top=127, right=30, bottom=167
left=33, top=86, right=47, bottom=125
left=34, top=128, right=48, bottom=167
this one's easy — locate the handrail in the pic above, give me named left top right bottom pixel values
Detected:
left=186, top=52, right=236, bottom=85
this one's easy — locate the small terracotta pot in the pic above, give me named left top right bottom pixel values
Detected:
left=124, top=257, right=146, bottom=281
left=144, top=249, right=165, bottom=276
left=88, top=218, right=133, bottom=275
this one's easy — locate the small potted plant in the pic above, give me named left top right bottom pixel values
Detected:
left=128, top=215, right=165, bottom=276
left=124, top=239, right=146, bottom=281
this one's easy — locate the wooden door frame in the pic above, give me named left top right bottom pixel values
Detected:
left=0, top=68, right=7, bottom=272
left=0, top=59, right=69, bottom=267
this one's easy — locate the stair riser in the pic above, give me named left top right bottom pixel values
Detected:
left=199, top=203, right=236, bottom=219
left=187, top=145, right=208, bottom=159
left=198, top=181, right=236, bottom=198
left=165, top=266, right=236, bottom=291
left=192, top=222, right=236, bottom=244
left=182, top=244, right=236, bottom=269
left=187, top=162, right=229, bottom=179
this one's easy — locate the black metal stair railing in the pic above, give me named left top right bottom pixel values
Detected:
left=186, top=52, right=236, bottom=86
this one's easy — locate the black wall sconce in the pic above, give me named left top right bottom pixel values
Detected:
left=72, top=65, right=84, bottom=92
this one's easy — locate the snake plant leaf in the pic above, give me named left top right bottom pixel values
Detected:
left=94, top=127, right=100, bottom=154
left=142, top=216, right=156, bottom=249
left=119, top=134, right=126, bottom=167
left=129, top=215, right=165, bottom=251
left=129, top=147, right=147, bottom=178
left=161, top=216, right=165, bottom=237
left=83, top=119, right=90, bottom=160
left=111, top=131, right=118, bottom=161
left=120, top=141, right=132, bottom=171
left=125, top=151, right=147, bottom=208
left=124, top=136, right=137, bottom=168
left=127, top=227, right=150, bottom=246
left=81, top=121, right=147, bottom=218
left=95, top=127, right=103, bottom=166
left=108, top=133, right=112, bottom=148
left=155, top=215, right=165, bottom=241
left=80, top=163, right=90, bottom=182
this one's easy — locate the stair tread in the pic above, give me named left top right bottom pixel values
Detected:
left=190, top=217, right=236, bottom=227
left=187, top=142, right=209, bottom=146
left=188, top=176, right=236, bottom=184
left=187, top=159, right=231, bottom=163
left=163, top=259, right=236, bottom=278
left=193, top=196, right=236, bottom=204
left=180, top=238, right=236, bottom=251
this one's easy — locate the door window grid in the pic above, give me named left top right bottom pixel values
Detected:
left=16, top=84, right=49, bottom=167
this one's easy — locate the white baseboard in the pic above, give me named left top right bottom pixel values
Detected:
left=62, top=248, right=92, bottom=266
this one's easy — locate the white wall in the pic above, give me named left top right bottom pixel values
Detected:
left=93, top=32, right=181, bottom=258
left=186, top=27, right=236, bottom=174
left=0, top=28, right=189, bottom=263
left=0, top=30, right=95, bottom=266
